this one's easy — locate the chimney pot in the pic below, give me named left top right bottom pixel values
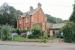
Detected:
left=30, top=6, right=33, bottom=11
left=38, top=3, right=41, bottom=8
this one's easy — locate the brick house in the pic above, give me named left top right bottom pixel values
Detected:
left=17, top=3, right=47, bottom=32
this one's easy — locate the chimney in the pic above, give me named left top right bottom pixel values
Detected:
left=38, top=3, right=41, bottom=8
left=30, top=6, right=33, bottom=11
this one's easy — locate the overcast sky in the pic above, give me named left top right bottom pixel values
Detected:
left=0, top=0, right=74, bottom=20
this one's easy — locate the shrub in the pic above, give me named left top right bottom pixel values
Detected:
left=42, top=38, right=48, bottom=43
left=20, top=29, right=28, bottom=33
left=62, top=22, right=75, bottom=43
left=28, top=34, right=40, bottom=39
left=28, top=29, right=43, bottom=39
left=32, top=23, right=41, bottom=30
left=32, top=29, right=41, bottom=36
left=15, top=29, right=21, bottom=35
left=28, top=24, right=42, bottom=39
left=1, top=25, right=13, bottom=40
left=12, top=28, right=17, bottom=33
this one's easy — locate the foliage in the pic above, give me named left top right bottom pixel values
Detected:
left=42, top=38, right=48, bottom=43
left=45, top=14, right=63, bottom=23
left=42, top=32, right=48, bottom=43
left=0, top=3, right=23, bottom=27
left=13, top=35, right=42, bottom=42
left=1, top=25, right=13, bottom=40
left=32, top=29, right=41, bottom=36
left=15, top=29, right=21, bottom=35
left=62, top=22, right=75, bottom=43
left=69, top=4, right=75, bottom=23
left=32, top=23, right=41, bottom=30
left=20, top=29, right=28, bottom=33
left=65, top=4, right=75, bottom=42
left=0, top=26, right=1, bottom=39
left=20, top=29, right=28, bottom=37
left=28, top=29, right=42, bottom=39
left=28, top=23, right=42, bottom=39
left=13, top=35, right=25, bottom=42
left=13, top=35, right=43, bottom=42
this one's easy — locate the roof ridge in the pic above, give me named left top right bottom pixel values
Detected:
left=21, top=8, right=40, bottom=17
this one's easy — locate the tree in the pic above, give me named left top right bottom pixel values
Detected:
left=69, top=4, right=75, bottom=22
left=45, top=14, right=63, bottom=23
left=0, top=3, right=23, bottom=27
left=1, top=25, right=13, bottom=40
left=62, top=22, right=75, bottom=43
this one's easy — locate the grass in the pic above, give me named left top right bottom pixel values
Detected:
left=12, top=35, right=26, bottom=42
left=12, top=35, right=48, bottom=43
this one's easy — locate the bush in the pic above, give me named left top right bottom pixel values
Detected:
left=20, top=29, right=28, bottom=33
left=28, top=29, right=43, bottom=39
left=14, top=29, right=28, bottom=35
left=28, top=24, right=42, bottom=39
left=42, top=38, right=48, bottom=43
left=15, top=29, right=21, bottom=35
left=62, top=22, right=75, bottom=43
left=1, top=25, right=13, bottom=40
left=32, top=29, right=41, bottom=36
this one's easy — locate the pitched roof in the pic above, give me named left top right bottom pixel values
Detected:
left=21, top=8, right=40, bottom=17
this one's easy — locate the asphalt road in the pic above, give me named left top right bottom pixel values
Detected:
left=0, top=44, right=75, bottom=50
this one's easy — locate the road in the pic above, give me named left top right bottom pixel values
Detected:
left=0, top=44, right=75, bottom=50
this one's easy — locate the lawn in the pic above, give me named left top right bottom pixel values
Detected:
left=12, top=35, right=46, bottom=42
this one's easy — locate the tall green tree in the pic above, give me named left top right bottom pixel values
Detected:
left=62, top=22, right=75, bottom=42
left=69, top=4, right=75, bottom=22
left=0, top=3, right=23, bottom=27
left=45, top=14, right=63, bottom=23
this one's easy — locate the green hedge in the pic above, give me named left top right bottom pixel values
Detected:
left=28, top=29, right=42, bottom=39
left=62, top=22, right=75, bottom=43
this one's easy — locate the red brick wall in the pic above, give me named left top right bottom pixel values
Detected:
left=31, top=8, right=47, bottom=31
left=17, top=8, right=47, bottom=31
